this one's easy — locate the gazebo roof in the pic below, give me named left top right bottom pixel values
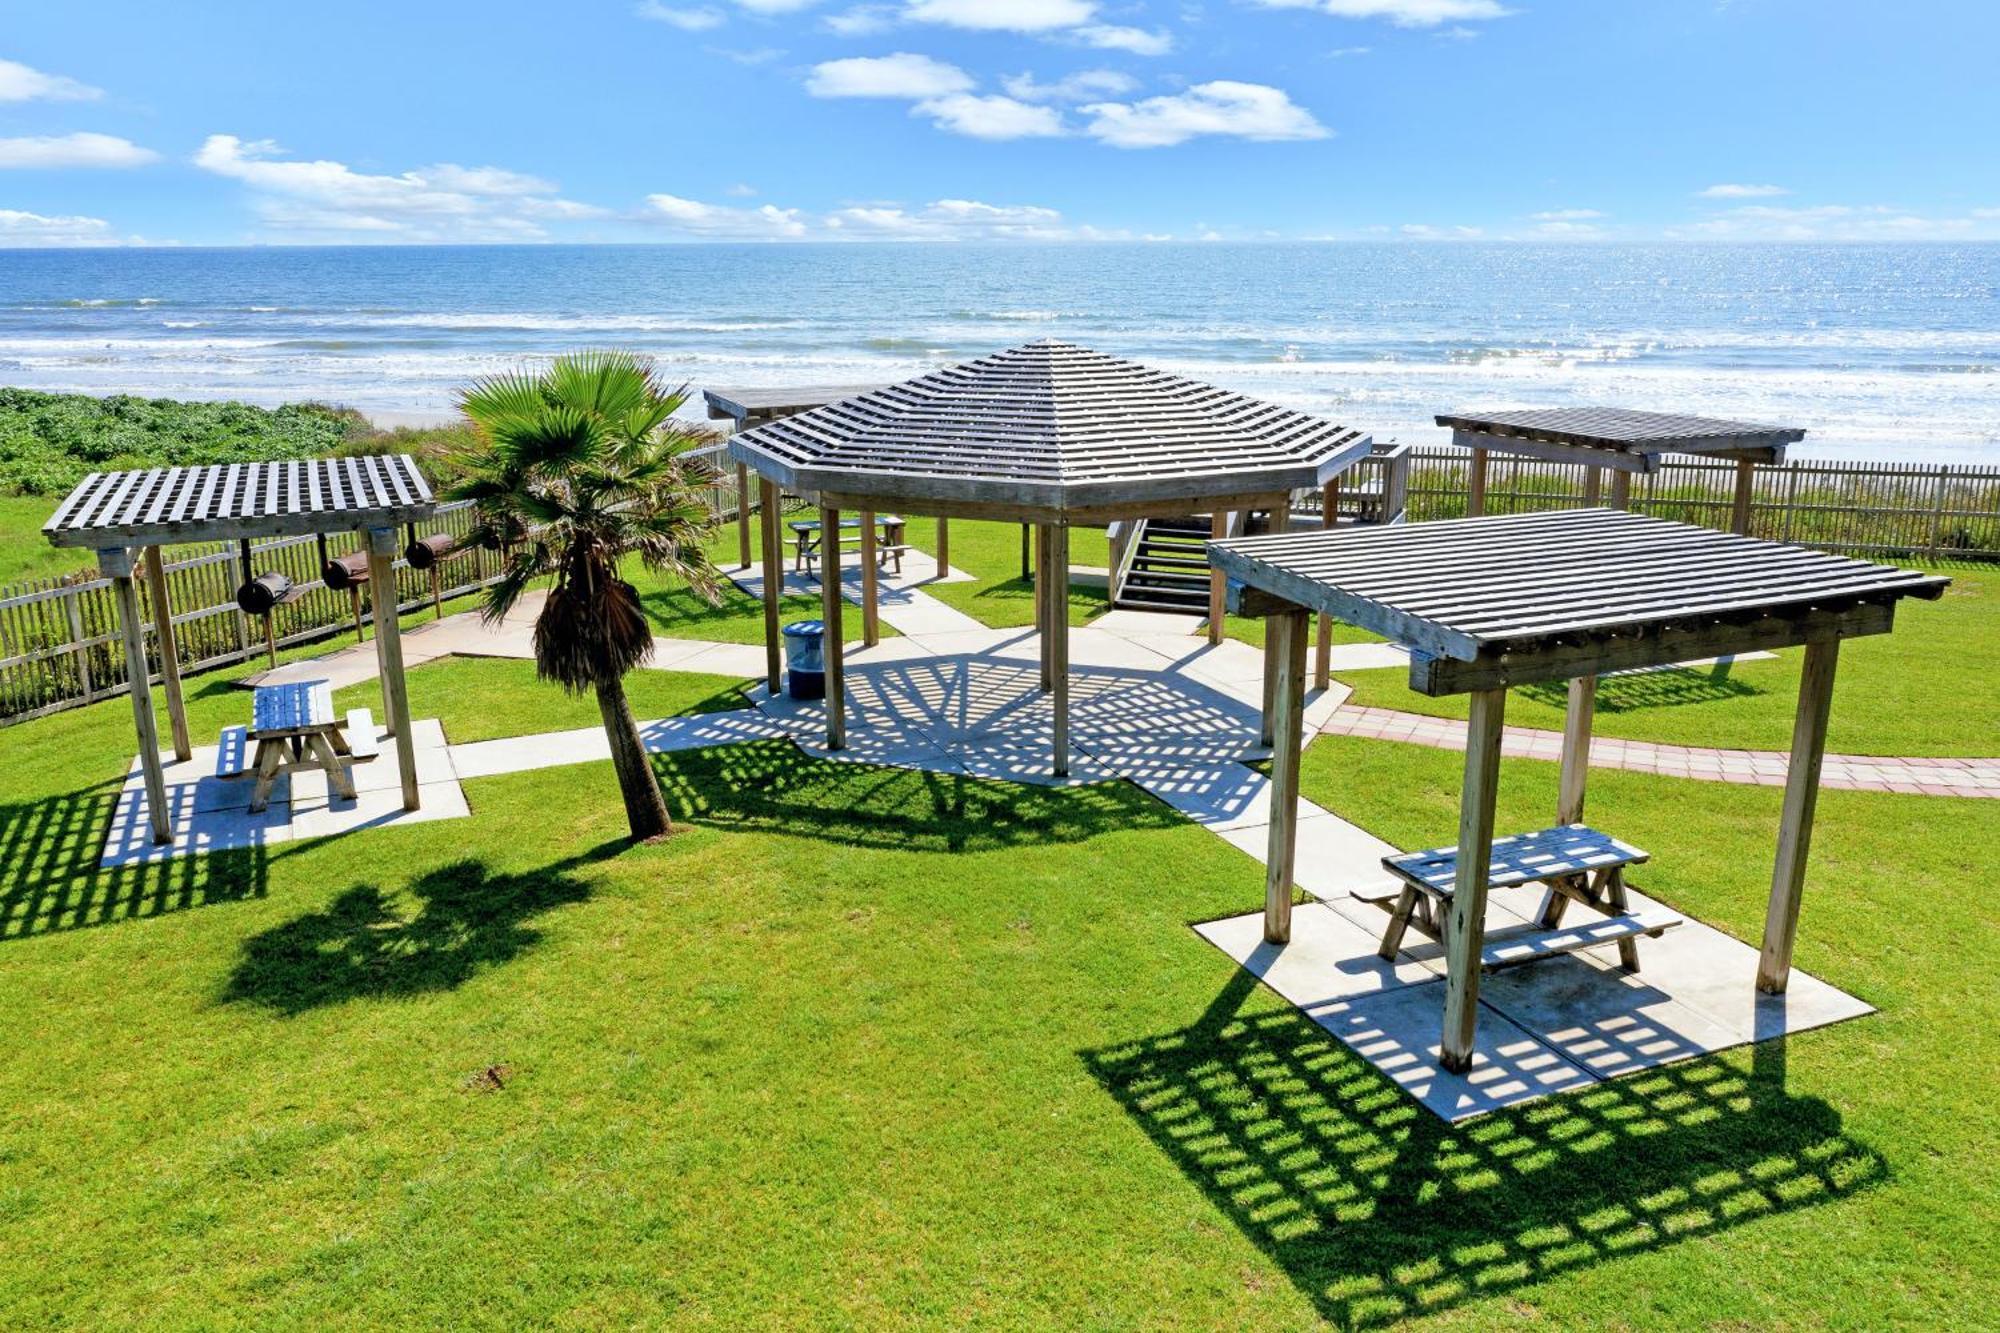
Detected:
left=1436, top=406, right=1804, bottom=470
left=727, top=339, right=1370, bottom=517
left=1213, top=508, right=1948, bottom=695
left=43, top=454, right=435, bottom=548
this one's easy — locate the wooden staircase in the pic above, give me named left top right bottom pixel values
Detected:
left=1113, top=518, right=1215, bottom=613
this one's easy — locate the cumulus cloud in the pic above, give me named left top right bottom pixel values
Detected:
left=0, top=57, right=102, bottom=103
left=915, top=93, right=1067, bottom=139
left=1698, top=183, right=1788, bottom=198
left=643, top=192, right=809, bottom=237
left=1256, top=0, right=1508, bottom=25
left=637, top=191, right=1118, bottom=240
left=1002, top=69, right=1138, bottom=101
left=824, top=3, right=898, bottom=32
left=0, top=132, right=156, bottom=169
left=904, top=0, right=1095, bottom=29
left=806, top=52, right=974, bottom=97
left=193, top=135, right=608, bottom=240
left=1081, top=80, right=1328, bottom=147
left=0, top=207, right=114, bottom=244
left=1072, top=23, right=1174, bottom=53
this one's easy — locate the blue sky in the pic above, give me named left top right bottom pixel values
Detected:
left=3, top=0, right=1996, bottom=246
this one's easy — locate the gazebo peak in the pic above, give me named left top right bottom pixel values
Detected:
left=727, top=339, right=1370, bottom=516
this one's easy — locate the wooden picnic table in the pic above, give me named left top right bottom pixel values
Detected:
left=242, top=679, right=376, bottom=812
left=789, top=514, right=906, bottom=576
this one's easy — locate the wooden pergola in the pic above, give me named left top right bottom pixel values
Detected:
left=727, top=339, right=1372, bottom=775
left=42, top=455, right=436, bottom=844
left=1438, top=406, right=1804, bottom=532
left=705, top=383, right=888, bottom=584
left=1212, top=508, right=1946, bottom=1073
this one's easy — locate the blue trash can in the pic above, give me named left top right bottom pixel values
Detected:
left=782, top=619, right=827, bottom=700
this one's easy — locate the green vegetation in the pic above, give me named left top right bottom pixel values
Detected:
left=899, top=514, right=1111, bottom=626
left=1333, top=559, right=1996, bottom=756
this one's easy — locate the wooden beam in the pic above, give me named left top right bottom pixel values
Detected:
left=1451, top=427, right=1658, bottom=476
left=142, top=544, right=190, bottom=762
left=1051, top=522, right=1070, bottom=778
left=1314, top=477, right=1340, bottom=690
left=1557, top=675, right=1594, bottom=824
left=736, top=462, right=753, bottom=570
left=1582, top=466, right=1602, bottom=506
left=1440, top=686, right=1507, bottom=1073
left=1207, top=510, right=1228, bottom=646
left=1263, top=609, right=1309, bottom=944
left=820, top=504, right=845, bottom=750
left=1731, top=458, right=1756, bottom=536
left=858, top=507, right=880, bottom=648
left=758, top=479, right=783, bottom=695
left=1758, top=637, right=1840, bottom=993
left=367, top=526, right=420, bottom=810
left=936, top=517, right=950, bottom=578
left=1467, top=446, right=1490, bottom=517
left=104, top=548, right=172, bottom=844
left=1610, top=470, right=1632, bottom=510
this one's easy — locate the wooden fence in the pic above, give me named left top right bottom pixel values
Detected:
left=1400, top=447, right=2000, bottom=561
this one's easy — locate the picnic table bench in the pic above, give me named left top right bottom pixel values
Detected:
left=1354, top=823, right=1681, bottom=972
left=232, top=679, right=378, bottom=812
left=789, top=515, right=906, bottom=576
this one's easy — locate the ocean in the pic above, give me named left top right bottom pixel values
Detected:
left=1, top=242, right=1995, bottom=461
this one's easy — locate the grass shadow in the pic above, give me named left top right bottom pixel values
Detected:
left=1521, top=662, right=1765, bottom=715
left=636, top=583, right=813, bottom=639
left=221, top=850, right=615, bottom=1015
left=651, top=737, right=1181, bottom=853
left=0, top=778, right=269, bottom=941
left=1083, top=972, right=1886, bottom=1329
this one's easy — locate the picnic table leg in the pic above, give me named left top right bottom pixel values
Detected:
left=248, top=738, right=284, bottom=813
left=1440, top=686, right=1507, bottom=1074
left=307, top=732, right=358, bottom=800
left=1605, top=867, right=1641, bottom=972
left=1377, top=885, right=1419, bottom=960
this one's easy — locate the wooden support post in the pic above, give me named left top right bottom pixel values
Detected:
left=367, top=526, right=421, bottom=810
left=1610, top=470, right=1631, bottom=510
left=736, top=462, right=753, bottom=570
left=1262, top=609, right=1309, bottom=944
left=758, top=479, right=783, bottom=696
left=1467, top=447, right=1490, bottom=517
left=1036, top=524, right=1053, bottom=692
left=936, top=517, right=951, bottom=578
left=106, top=548, right=172, bottom=844
left=1050, top=522, right=1070, bottom=778
left=1260, top=636, right=1278, bottom=748
left=142, top=544, right=190, bottom=762
left=1314, top=477, right=1340, bottom=690
left=1583, top=465, right=1603, bottom=506
left=350, top=587, right=365, bottom=644
left=858, top=507, right=880, bottom=648
left=1731, top=458, right=1756, bottom=536
left=1557, top=674, right=1595, bottom=826
left=1440, top=686, right=1507, bottom=1073
left=1757, top=638, right=1840, bottom=994
left=1020, top=523, right=1031, bottom=580
left=1207, top=510, right=1228, bottom=646
left=819, top=504, right=845, bottom=751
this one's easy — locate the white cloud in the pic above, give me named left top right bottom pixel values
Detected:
left=0, top=207, right=114, bottom=244
left=635, top=1, right=728, bottom=28
left=1530, top=208, right=1603, bottom=221
left=0, top=58, right=101, bottom=103
left=0, top=132, right=157, bottom=169
left=193, top=135, right=608, bottom=240
left=824, top=3, right=898, bottom=31
left=643, top=192, right=809, bottom=237
left=1081, top=80, right=1328, bottom=147
left=1671, top=203, right=1993, bottom=242
left=1326, top=45, right=1371, bottom=56
left=1698, top=182, right=1788, bottom=199
left=1073, top=24, right=1174, bottom=54
left=734, top=0, right=822, bottom=10
left=1002, top=69, right=1138, bottom=102
left=1256, top=0, right=1508, bottom=26
left=708, top=44, right=787, bottom=63
left=904, top=0, right=1096, bottom=29
left=806, top=52, right=974, bottom=97
left=1400, top=222, right=1482, bottom=238
left=726, top=182, right=759, bottom=196
left=914, top=92, right=1067, bottom=139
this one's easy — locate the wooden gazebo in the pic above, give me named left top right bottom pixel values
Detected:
left=727, top=339, right=1371, bottom=775
left=43, top=456, right=436, bottom=844
left=1212, top=508, right=1946, bottom=1073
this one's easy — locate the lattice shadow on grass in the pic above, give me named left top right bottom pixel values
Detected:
left=1083, top=971, right=1886, bottom=1329
left=1521, top=662, right=1765, bottom=715
left=650, top=738, right=1181, bottom=854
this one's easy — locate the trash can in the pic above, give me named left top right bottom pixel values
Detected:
left=782, top=619, right=827, bottom=700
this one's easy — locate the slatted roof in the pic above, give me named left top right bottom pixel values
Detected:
left=1212, top=509, right=1948, bottom=695
left=43, top=454, right=435, bottom=548
left=1436, top=406, right=1804, bottom=467
left=704, top=384, right=887, bottom=425
left=727, top=339, right=1370, bottom=514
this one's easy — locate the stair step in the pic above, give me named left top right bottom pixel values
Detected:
left=1115, top=596, right=1207, bottom=613
left=1127, top=570, right=1207, bottom=588
left=1480, top=909, right=1682, bottom=971
left=1134, top=553, right=1211, bottom=571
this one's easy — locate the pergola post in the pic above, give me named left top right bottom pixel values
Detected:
left=1314, top=476, right=1340, bottom=691
left=1036, top=524, right=1053, bottom=692
left=1731, top=458, right=1756, bottom=536
left=1440, top=686, right=1507, bottom=1073
left=367, top=526, right=420, bottom=810
left=104, top=546, right=172, bottom=844
left=819, top=504, right=845, bottom=751
left=1610, top=470, right=1632, bottom=509
left=758, top=479, right=783, bottom=695
left=1557, top=675, right=1594, bottom=825
left=1050, top=521, right=1071, bottom=777
left=736, top=462, right=753, bottom=570
left=142, top=544, right=191, bottom=762
left=1467, top=446, right=1490, bottom=517
left=1262, top=608, right=1309, bottom=944
left=858, top=507, right=880, bottom=648
left=1207, top=510, right=1228, bottom=645
left=936, top=517, right=951, bottom=578
left=1758, top=637, right=1840, bottom=993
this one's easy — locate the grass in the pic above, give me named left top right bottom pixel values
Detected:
left=0, top=495, right=92, bottom=582
left=1330, top=559, right=1997, bottom=757
left=0, top=640, right=1991, bottom=1324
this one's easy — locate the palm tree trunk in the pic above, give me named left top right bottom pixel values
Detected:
left=595, top=670, right=673, bottom=840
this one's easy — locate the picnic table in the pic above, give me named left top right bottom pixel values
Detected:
left=790, top=514, right=907, bottom=576
left=239, top=679, right=377, bottom=812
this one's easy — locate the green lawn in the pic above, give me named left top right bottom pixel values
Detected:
left=1330, top=559, right=1997, bottom=757
left=0, top=495, right=93, bottom=582
left=0, top=645, right=1991, bottom=1325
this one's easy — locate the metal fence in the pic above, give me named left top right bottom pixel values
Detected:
left=1399, top=447, right=2000, bottom=561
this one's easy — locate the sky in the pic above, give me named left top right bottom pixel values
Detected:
left=2, top=0, right=1997, bottom=247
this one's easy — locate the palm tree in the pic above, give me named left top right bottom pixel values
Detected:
left=450, top=351, right=720, bottom=841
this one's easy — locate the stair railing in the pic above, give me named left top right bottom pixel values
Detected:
left=1107, top=517, right=1145, bottom=605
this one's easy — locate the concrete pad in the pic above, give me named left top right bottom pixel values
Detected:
left=1090, top=608, right=1203, bottom=637
left=1320, top=643, right=1411, bottom=671
left=101, top=786, right=293, bottom=868
left=449, top=727, right=607, bottom=779
left=1196, top=903, right=1434, bottom=1005
left=1123, top=761, right=1271, bottom=830
left=669, top=642, right=769, bottom=677
left=1216, top=811, right=1403, bottom=903
left=1476, top=954, right=1748, bottom=1079
left=290, top=779, right=471, bottom=840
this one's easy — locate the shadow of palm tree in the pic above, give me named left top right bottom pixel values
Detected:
left=1083, top=971, right=1885, bottom=1328
left=650, top=738, right=1182, bottom=853
left=222, top=853, right=608, bottom=1014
